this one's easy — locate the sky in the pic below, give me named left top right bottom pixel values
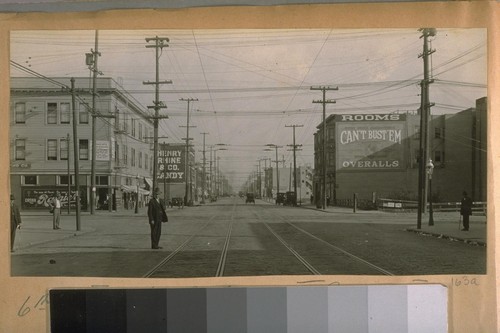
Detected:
left=9, top=29, right=487, bottom=190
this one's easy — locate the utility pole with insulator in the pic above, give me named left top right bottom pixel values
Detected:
left=417, top=28, right=436, bottom=229
left=286, top=124, right=303, bottom=206
left=180, top=98, right=198, bottom=206
left=70, top=78, right=81, bottom=230
left=143, top=36, right=172, bottom=194
left=200, top=132, right=209, bottom=204
left=311, top=86, right=337, bottom=210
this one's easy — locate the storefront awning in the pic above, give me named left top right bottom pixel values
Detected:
left=144, top=177, right=153, bottom=190
left=120, top=185, right=150, bottom=195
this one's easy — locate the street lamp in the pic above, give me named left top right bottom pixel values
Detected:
left=135, top=174, right=139, bottom=214
left=426, top=159, right=434, bottom=226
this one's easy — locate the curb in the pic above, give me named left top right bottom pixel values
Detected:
left=406, top=228, right=486, bottom=247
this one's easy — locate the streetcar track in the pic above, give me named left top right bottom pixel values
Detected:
left=251, top=209, right=322, bottom=275
left=256, top=206, right=395, bottom=276
left=215, top=201, right=237, bottom=277
left=143, top=215, right=219, bottom=278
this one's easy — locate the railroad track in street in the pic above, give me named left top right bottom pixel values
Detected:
left=252, top=207, right=395, bottom=276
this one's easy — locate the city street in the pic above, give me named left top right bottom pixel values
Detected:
left=11, top=197, right=486, bottom=278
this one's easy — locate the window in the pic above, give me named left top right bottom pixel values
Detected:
left=131, top=148, right=136, bottom=167
left=60, top=138, right=69, bottom=160
left=139, top=123, right=143, bottom=140
left=47, top=139, right=58, bottom=160
left=123, top=114, right=128, bottom=133
left=139, top=151, right=142, bottom=168
left=131, top=119, right=136, bottom=137
left=47, top=103, right=58, bottom=124
left=414, top=125, right=420, bottom=140
left=79, top=139, right=89, bottom=160
left=15, top=102, right=26, bottom=124
left=79, top=103, right=89, bottom=124
left=145, top=153, right=148, bottom=170
left=60, top=102, right=70, bottom=124
left=123, top=145, right=128, bottom=165
left=59, top=175, right=74, bottom=185
left=15, top=139, right=26, bottom=160
left=435, top=127, right=445, bottom=139
left=434, top=150, right=445, bottom=166
left=96, top=175, right=109, bottom=185
left=115, top=142, right=120, bottom=164
left=23, top=175, right=37, bottom=185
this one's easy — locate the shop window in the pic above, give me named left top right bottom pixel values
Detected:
left=59, top=175, right=74, bottom=185
left=96, top=175, right=109, bottom=185
left=23, top=175, right=37, bottom=185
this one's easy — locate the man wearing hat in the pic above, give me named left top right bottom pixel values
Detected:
left=147, top=188, right=168, bottom=249
left=10, top=194, right=22, bottom=252
left=51, top=191, right=62, bottom=230
left=460, top=191, right=473, bottom=231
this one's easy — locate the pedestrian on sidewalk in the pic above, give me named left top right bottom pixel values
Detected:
left=147, top=188, right=168, bottom=249
left=51, top=191, right=62, bottom=230
left=460, top=191, right=473, bottom=231
left=10, top=194, right=22, bottom=252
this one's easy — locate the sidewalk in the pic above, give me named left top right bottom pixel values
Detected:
left=297, top=202, right=487, bottom=246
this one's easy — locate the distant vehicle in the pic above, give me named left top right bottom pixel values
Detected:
left=170, top=197, right=184, bottom=208
left=275, top=192, right=285, bottom=205
left=284, top=191, right=297, bottom=206
left=246, top=193, right=255, bottom=204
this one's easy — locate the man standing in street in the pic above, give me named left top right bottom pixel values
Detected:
left=11, top=194, right=22, bottom=252
left=460, top=191, right=473, bottom=231
left=147, top=188, right=168, bottom=249
left=52, top=191, right=62, bottom=230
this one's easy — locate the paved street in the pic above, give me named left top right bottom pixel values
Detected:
left=11, top=197, right=486, bottom=278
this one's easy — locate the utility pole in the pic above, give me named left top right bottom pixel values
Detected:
left=200, top=132, right=209, bottom=204
left=417, top=28, right=436, bottom=229
left=66, top=133, right=71, bottom=215
left=180, top=98, right=198, bottom=206
left=88, top=30, right=101, bottom=215
left=144, top=36, right=172, bottom=195
left=70, top=78, right=81, bottom=230
left=286, top=124, right=303, bottom=206
left=311, top=86, right=338, bottom=209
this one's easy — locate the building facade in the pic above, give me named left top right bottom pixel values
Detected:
left=313, top=97, right=487, bottom=206
left=10, top=77, right=154, bottom=211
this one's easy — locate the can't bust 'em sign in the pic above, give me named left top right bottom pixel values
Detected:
left=158, top=146, right=185, bottom=183
left=335, top=114, right=407, bottom=171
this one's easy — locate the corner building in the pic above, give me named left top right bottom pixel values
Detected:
left=10, top=77, right=154, bottom=211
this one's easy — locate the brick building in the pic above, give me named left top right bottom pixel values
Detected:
left=313, top=97, right=487, bottom=206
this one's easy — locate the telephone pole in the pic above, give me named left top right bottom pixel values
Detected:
left=286, top=124, right=303, bottom=206
left=200, top=132, right=209, bottom=204
left=417, top=28, right=436, bottom=229
left=144, top=36, right=172, bottom=194
left=311, top=86, right=337, bottom=209
left=88, top=30, right=101, bottom=215
left=70, top=78, right=81, bottom=230
left=180, top=98, right=198, bottom=206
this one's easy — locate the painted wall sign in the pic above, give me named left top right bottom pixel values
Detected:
left=158, top=146, right=185, bottom=183
left=336, top=114, right=407, bottom=171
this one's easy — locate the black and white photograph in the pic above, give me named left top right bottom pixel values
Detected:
left=9, top=28, right=487, bottom=278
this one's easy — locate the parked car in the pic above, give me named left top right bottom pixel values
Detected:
left=246, top=193, right=255, bottom=204
left=275, top=192, right=285, bottom=205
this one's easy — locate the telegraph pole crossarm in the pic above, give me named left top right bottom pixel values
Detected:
left=311, top=86, right=338, bottom=209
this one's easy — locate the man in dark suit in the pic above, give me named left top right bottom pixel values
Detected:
left=460, top=191, right=473, bottom=231
left=147, top=188, right=168, bottom=249
left=11, top=194, right=22, bottom=252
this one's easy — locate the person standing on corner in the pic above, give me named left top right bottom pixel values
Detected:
left=147, top=188, right=168, bottom=249
left=51, top=191, right=62, bottom=230
left=460, top=191, right=473, bottom=231
left=11, top=194, right=22, bottom=252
